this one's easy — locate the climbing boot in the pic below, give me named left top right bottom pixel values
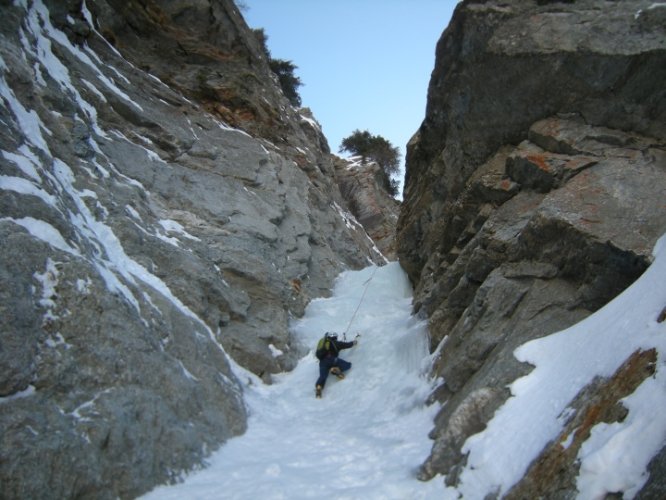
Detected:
left=315, top=385, right=322, bottom=398
left=330, top=367, right=345, bottom=380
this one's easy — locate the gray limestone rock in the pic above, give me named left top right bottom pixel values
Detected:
left=0, top=0, right=389, bottom=497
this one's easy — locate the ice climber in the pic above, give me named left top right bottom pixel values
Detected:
left=314, top=332, right=359, bottom=398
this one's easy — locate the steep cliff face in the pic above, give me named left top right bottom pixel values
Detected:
left=397, top=0, right=665, bottom=495
left=333, top=155, right=400, bottom=260
left=0, top=0, right=391, bottom=497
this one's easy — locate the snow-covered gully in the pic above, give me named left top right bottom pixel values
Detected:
left=145, top=236, right=666, bottom=499
left=144, top=262, right=444, bottom=499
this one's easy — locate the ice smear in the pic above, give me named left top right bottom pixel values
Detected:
left=2, top=146, right=42, bottom=181
left=3, top=217, right=79, bottom=255
left=332, top=201, right=388, bottom=264
left=26, top=0, right=142, bottom=112
left=0, top=385, right=36, bottom=405
left=0, top=175, right=55, bottom=206
left=159, top=219, right=201, bottom=242
left=0, top=71, right=51, bottom=155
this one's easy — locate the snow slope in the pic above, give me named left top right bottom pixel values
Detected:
left=143, top=262, right=445, bottom=499
left=144, top=236, right=666, bottom=500
left=446, top=233, right=666, bottom=499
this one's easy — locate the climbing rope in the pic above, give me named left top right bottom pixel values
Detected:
left=342, top=265, right=379, bottom=339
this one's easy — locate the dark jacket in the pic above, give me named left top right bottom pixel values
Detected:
left=316, top=337, right=354, bottom=360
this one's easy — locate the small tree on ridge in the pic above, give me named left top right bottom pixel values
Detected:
left=340, top=129, right=401, bottom=197
left=253, top=28, right=303, bottom=108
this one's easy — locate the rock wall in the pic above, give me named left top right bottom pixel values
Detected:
left=0, top=0, right=390, bottom=497
left=396, top=0, right=666, bottom=496
left=333, top=155, right=400, bottom=260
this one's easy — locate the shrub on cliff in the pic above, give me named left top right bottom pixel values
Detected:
left=268, top=58, right=303, bottom=107
left=340, top=130, right=401, bottom=197
left=253, top=28, right=303, bottom=107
